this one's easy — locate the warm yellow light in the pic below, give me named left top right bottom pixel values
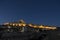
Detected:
left=45, top=27, right=49, bottom=28
left=22, top=24, right=26, bottom=26
left=16, top=24, right=18, bottom=26
left=18, top=23, right=26, bottom=27
left=19, top=24, right=22, bottom=26
left=44, top=26, right=57, bottom=30
left=13, top=24, right=15, bottom=26
left=50, top=27, right=57, bottom=30
left=28, top=24, right=33, bottom=27
left=33, top=25, right=37, bottom=28
left=39, top=25, right=44, bottom=28
left=3, top=20, right=57, bottom=31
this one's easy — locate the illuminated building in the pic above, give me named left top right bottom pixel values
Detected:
left=3, top=19, right=57, bottom=32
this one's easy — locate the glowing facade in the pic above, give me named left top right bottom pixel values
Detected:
left=3, top=20, right=57, bottom=32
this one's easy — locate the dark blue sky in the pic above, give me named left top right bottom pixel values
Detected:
left=0, top=0, right=60, bottom=26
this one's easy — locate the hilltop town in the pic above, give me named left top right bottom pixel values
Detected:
left=0, top=20, right=59, bottom=40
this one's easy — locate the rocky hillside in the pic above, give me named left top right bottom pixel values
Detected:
left=46, top=27, right=60, bottom=40
left=0, top=26, right=60, bottom=40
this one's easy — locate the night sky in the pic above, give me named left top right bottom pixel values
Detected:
left=0, top=0, right=60, bottom=26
